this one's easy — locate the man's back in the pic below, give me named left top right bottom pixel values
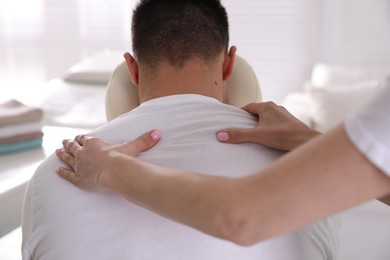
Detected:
left=22, top=94, right=340, bottom=259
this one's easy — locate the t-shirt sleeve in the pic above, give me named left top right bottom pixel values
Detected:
left=344, top=85, right=390, bottom=177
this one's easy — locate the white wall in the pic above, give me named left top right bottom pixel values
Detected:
left=224, top=0, right=319, bottom=102
left=317, top=0, right=390, bottom=64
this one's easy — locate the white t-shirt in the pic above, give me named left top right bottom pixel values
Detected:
left=345, top=86, right=390, bottom=177
left=22, top=94, right=340, bottom=260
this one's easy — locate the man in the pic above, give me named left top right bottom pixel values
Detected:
left=22, top=0, right=340, bottom=259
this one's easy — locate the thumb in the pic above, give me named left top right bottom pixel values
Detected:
left=126, top=129, right=162, bottom=155
left=216, top=128, right=259, bottom=144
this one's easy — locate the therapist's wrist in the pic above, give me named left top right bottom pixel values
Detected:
left=99, top=152, right=128, bottom=192
left=100, top=152, right=149, bottom=198
left=292, top=128, right=321, bottom=150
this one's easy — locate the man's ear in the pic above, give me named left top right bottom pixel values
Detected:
left=124, top=52, right=139, bottom=86
left=222, top=46, right=237, bottom=81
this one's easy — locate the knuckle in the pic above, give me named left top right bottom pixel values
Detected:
left=67, top=140, right=75, bottom=149
left=74, top=148, right=81, bottom=158
left=60, top=151, right=70, bottom=162
left=265, top=101, right=277, bottom=109
left=246, top=102, right=257, bottom=109
left=84, top=137, right=97, bottom=146
left=64, top=170, right=71, bottom=179
left=73, top=175, right=81, bottom=185
left=262, top=101, right=277, bottom=113
left=75, top=134, right=84, bottom=141
left=64, top=153, right=70, bottom=161
left=83, top=138, right=92, bottom=145
left=228, top=130, right=242, bottom=143
left=142, top=134, right=154, bottom=147
left=75, top=148, right=86, bottom=160
left=136, top=132, right=155, bottom=150
left=57, top=149, right=65, bottom=160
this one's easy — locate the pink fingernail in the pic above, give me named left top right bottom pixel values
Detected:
left=217, top=131, right=229, bottom=142
left=151, top=130, right=161, bottom=141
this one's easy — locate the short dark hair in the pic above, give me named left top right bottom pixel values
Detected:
left=132, top=0, right=229, bottom=70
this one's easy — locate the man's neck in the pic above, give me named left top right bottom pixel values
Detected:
left=137, top=59, right=226, bottom=104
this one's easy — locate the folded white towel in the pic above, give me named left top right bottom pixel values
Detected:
left=0, top=121, right=43, bottom=138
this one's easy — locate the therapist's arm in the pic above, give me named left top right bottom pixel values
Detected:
left=56, top=125, right=390, bottom=246
left=218, top=102, right=390, bottom=207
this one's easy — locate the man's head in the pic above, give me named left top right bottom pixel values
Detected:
left=125, top=0, right=236, bottom=103
left=131, top=0, right=229, bottom=70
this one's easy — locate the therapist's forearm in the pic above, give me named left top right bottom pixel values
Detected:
left=104, top=154, right=241, bottom=242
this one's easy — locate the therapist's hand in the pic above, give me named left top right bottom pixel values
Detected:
left=217, top=102, right=320, bottom=151
left=55, top=130, right=161, bottom=192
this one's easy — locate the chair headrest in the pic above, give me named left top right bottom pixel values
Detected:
left=105, top=55, right=261, bottom=121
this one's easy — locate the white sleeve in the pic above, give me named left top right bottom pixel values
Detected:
left=344, top=85, right=390, bottom=177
